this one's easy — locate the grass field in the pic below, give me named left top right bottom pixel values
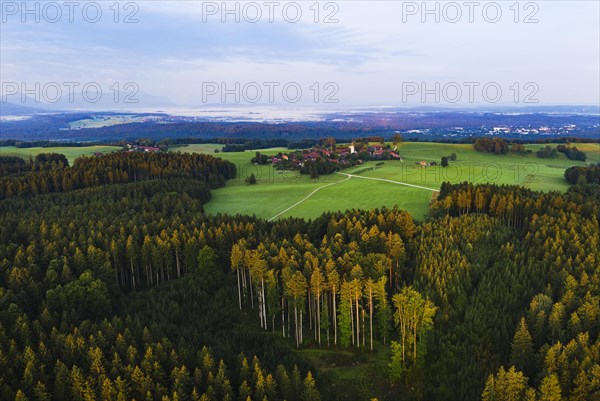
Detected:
left=298, top=347, right=392, bottom=401
left=0, top=145, right=120, bottom=163
left=2, top=142, right=595, bottom=221
left=175, top=142, right=599, bottom=221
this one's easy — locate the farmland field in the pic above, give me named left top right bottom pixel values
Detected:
left=68, top=115, right=149, bottom=129
left=175, top=142, right=599, bottom=221
left=0, top=145, right=120, bottom=163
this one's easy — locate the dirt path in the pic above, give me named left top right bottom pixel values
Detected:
left=336, top=172, right=438, bottom=192
left=268, top=175, right=352, bottom=221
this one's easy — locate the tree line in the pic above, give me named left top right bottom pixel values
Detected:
left=0, top=151, right=236, bottom=200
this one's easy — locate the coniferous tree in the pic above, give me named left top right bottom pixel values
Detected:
left=510, top=317, right=535, bottom=378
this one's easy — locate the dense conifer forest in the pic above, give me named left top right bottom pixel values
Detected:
left=0, top=152, right=598, bottom=400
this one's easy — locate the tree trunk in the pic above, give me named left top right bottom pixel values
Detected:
left=258, top=286, right=264, bottom=328
left=237, top=269, right=242, bottom=310
left=333, top=287, right=337, bottom=345
left=300, top=309, right=303, bottom=345
left=294, top=304, right=299, bottom=347
left=308, top=292, right=312, bottom=331
left=355, top=293, right=360, bottom=348
left=261, top=278, right=267, bottom=330
left=317, top=291, right=321, bottom=345
left=350, top=299, right=355, bottom=346
left=413, top=310, right=418, bottom=361
left=113, top=256, right=120, bottom=288
left=249, top=273, right=254, bottom=309
left=362, top=309, right=365, bottom=348
left=281, top=296, right=286, bottom=337
left=130, top=258, right=136, bottom=292
left=369, top=287, right=373, bottom=351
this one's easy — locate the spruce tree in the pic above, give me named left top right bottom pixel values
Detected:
left=538, top=374, right=562, bottom=401
left=510, top=317, right=535, bottom=378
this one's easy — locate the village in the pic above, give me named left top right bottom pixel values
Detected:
left=267, top=141, right=401, bottom=173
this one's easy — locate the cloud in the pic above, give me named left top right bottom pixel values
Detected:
left=1, top=1, right=598, bottom=107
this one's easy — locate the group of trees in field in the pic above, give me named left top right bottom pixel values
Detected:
left=0, top=153, right=68, bottom=176
left=536, top=144, right=587, bottom=161
left=250, top=152, right=270, bottom=165
left=564, top=164, right=600, bottom=185
left=536, top=145, right=558, bottom=158
left=0, top=149, right=599, bottom=400
left=473, top=137, right=509, bottom=154
left=0, top=151, right=236, bottom=200
left=557, top=144, right=587, bottom=161
left=440, top=153, right=456, bottom=167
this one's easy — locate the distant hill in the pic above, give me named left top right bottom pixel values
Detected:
left=1, top=90, right=175, bottom=114
left=0, top=101, right=44, bottom=115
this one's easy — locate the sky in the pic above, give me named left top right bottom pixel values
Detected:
left=1, top=0, right=599, bottom=109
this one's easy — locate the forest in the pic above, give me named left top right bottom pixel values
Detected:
left=0, top=152, right=598, bottom=400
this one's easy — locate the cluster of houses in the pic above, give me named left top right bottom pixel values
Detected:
left=124, top=144, right=161, bottom=152
left=416, top=160, right=437, bottom=167
left=269, top=142, right=401, bottom=170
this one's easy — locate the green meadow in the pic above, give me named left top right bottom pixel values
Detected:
left=2, top=141, right=595, bottom=221
left=175, top=142, right=598, bottom=221
left=0, top=145, right=120, bottom=163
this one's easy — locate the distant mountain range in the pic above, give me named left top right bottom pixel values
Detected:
left=1, top=91, right=176, bottom=115
left=2, top=100, right=599, bottom=118
left=0, top=102, right=44, bottom=115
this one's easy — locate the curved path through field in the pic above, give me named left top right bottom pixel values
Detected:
left=268, top=170, right=439, bottom=221
left=336, top=172, right=438, bottom=192
left=268, top=175, right=352, bottom=221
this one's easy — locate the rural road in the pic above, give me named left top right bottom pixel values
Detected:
left=335, top=172, right=438, bottom=192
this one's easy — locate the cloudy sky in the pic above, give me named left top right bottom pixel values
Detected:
left=1, top=1, right=599, bottom=108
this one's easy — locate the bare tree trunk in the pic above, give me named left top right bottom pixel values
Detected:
left=115, top=267, right=120, bottom=289
left=258, top=286, right=264, bottom=328
left=249, top=273, right=254, bottom=309
left=413, top=311, right=418, bottom=361
left=362, top=309, right=365, bottom=348
left=281, top=296, right=286, bottom=337
left=317, top=291, right=321, bottom=345
left=130, top=258, right=136, bottom=292
left=237, top=269, right=242, bottom=309
left=355, top=293, right=360, bottom=348
left=294, top=304, right=299, bottom=347
left=314, top=293, right=318, bottom=341
left=325, top=296, right=330, bottom=347
left=241, top=267, right=247, bottom=298
left=333, top=287, right=337, bottom=345
left=300, top=309, right=303, bottom=345
left=369, top=287, right=373, bottom=351
left=350, top=300, right=355, bottom=346
left=262, top=278, right=267, bottom=330
left=308, top=292, right=312, bottom=331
